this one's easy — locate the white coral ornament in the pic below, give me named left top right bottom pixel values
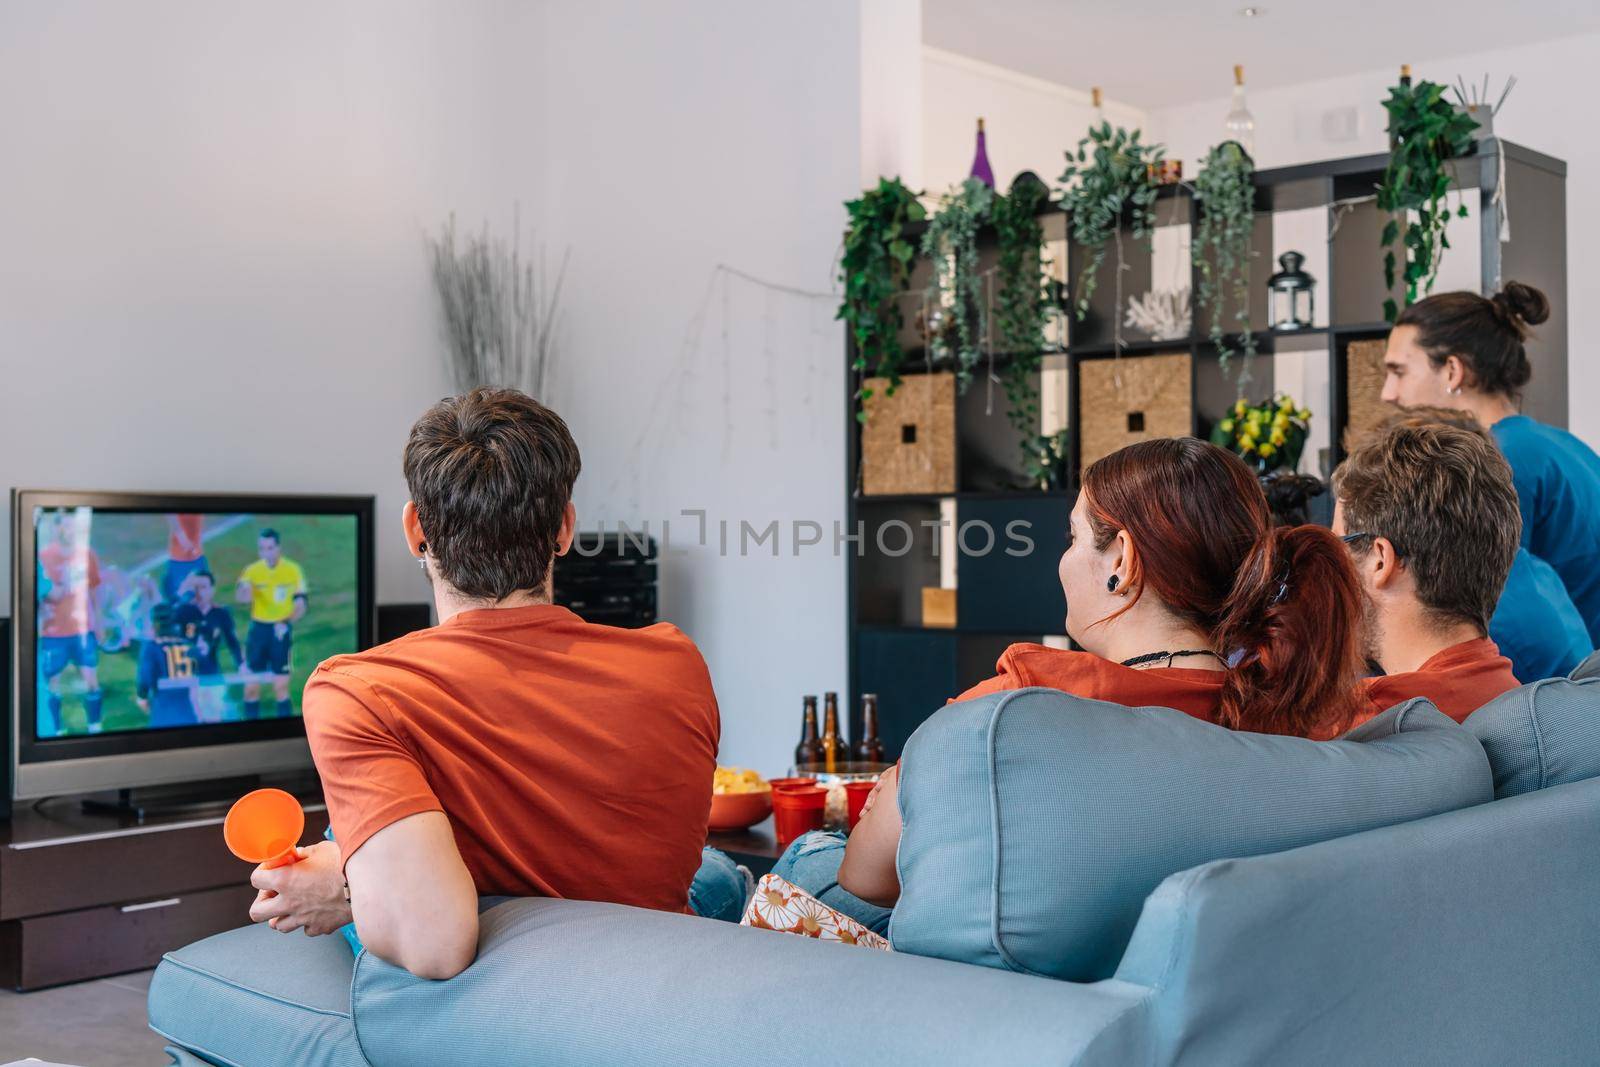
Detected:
left=1124, top=287, right=1192, bottom=341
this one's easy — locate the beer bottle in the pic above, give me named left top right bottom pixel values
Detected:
left=854, top=693, right=886, bottom=764
left=821, top=692, right=843, bottom=773
left=794, top=695, right=823, bottom=769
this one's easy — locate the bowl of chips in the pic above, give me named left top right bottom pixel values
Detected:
left=709, top=766, right=772, bottom=831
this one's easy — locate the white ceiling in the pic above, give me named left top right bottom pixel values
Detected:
left=922, top=0, right=1600, bottom=108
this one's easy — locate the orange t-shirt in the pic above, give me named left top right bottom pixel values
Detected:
left=303, top=603, right=720, bottom=915
left=168, top=514, right=204, bottom=562
left=37, top=544, right=101, bottom=638
left=954, top=643, right=1227, bottom=723
left=1361, top=637, right=1520, bottom=724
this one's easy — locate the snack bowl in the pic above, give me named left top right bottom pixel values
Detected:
left=708, top=788, right=773, bottom=831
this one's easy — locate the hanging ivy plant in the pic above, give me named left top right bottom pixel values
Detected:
left=838, top=177, right=925, bottom=419
left=1378, top=78, right=1478, bottom=322
left=1058, top=123, right=1164, bottom=322
left=921, top=177, right=994, bottom=391
left=991, top=178, right=1061, bottom=487
left=1192, top=140, right=1258, bottom=379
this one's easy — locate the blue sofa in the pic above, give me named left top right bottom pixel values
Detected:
left=149, top=680, right=1600, bottom=1066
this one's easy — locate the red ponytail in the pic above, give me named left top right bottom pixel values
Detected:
left=1211, top=525, right=1366, bottom=736
left=1083, top=439, right=1366, bottom=737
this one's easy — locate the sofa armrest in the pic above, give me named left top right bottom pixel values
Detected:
left=351, top=898, right=1153, bottom=1067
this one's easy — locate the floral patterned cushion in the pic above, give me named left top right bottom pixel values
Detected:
left=740, top=874, right=891, bottom=950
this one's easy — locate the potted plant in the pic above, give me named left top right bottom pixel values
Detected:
left=991, top=178, right=1061, bottom=488
left=1377, top=77, right=1479, bottom=323
left=1192, top=141, right=1257, bottom=378
left=839, top=177, right=925, bottom=419
left=921, top=177, right=994, bottom=391
left=1210, top=394, right=1312, bottom=475
left=1058, top=123, right=1165, bottom=330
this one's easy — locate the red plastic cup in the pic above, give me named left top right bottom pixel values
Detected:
left=843, top=780, right=877, bottom=829
left=771, top=785, right=827, bottom=847
left=223, top=788, right=305, bottom=869
left=768, top=777, right=818, bottom=792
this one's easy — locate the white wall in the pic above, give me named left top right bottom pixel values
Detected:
left=1, top=0, right=868, bottom=773
left=1148, top=35, right=1600, bottom=449
left=535, top=2, right=860, bottom=774
left=0, top=0, right=544, bottom=608
left=922, top=47, right=1146, bottom=195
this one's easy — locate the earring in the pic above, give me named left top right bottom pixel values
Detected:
left=1449, top=386, right=1462, bottom=396
left=1107, top=575, right=1120, bottom=593
left=417, top=542, right=429, bottom=572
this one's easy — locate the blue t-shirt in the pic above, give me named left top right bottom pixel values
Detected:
left=1490, top=548, right=1593, bottom=682
left=172, top=603, right=241, bottom=676
left=137, top=636, right=202, bottom=727
left=1492, top=415, right=1600, bottom=644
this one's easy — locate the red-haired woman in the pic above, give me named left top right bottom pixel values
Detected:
left=837, top=437, right=1368, bottom=908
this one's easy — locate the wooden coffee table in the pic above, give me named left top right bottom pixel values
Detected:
left=706, top=818, right=785, bottom=877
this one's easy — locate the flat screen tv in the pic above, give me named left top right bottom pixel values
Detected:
left=10, top=490, right=375, bottom=799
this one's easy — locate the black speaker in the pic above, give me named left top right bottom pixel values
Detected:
left=1, top=616, right=11, bottom=821
left=554, top=533, right=658, bottom=628
left=376, top=602, right=432, bottom=645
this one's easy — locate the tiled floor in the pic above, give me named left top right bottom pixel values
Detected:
left=0, top=970, right=170, bottom=1067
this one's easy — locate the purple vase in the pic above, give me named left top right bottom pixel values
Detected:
left=970, top=118, right=994, bottom=187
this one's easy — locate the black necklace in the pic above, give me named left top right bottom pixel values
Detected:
left=1120, top=649, right=1224, bottom=669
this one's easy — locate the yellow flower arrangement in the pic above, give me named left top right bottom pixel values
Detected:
left=1210, top=393, right=1312, bottom=473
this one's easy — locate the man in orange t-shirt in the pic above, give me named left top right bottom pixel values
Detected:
left=248, top=389, right=720, bottom=979
left=1334, top=414, right=1522, bottom=724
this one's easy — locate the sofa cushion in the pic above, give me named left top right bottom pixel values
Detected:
left=1571, top=649, right=1600, bottom=681
left=351, top=897, right=1155, bottom=1067
left=148, top=920, right=369, bottom=1067
left=1465, top=677, right=1600, bottom=797
left=890, top=688, right=1492, bottom=982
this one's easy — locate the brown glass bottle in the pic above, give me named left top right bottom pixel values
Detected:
left=821, top=692, right=843, bottom=773
left=853, top=693, right=886, bottom=764
left=794, top=695, right=823, bottom=769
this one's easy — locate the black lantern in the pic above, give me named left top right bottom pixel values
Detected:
left=1267, top=251, right=1315, bottom=330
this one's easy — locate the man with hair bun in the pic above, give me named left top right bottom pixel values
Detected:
left=1333, top=416, right=1523, bottom=722
left=1382, top=281, right=1600, bottom=643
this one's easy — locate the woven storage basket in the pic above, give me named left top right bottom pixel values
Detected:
left=1344, top=337, right=1389, bottom=442
left=1077, top=352, right=1192, bottom=473
left=861, top=374, right=956, bottom=496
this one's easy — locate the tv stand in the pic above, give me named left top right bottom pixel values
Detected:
left=80, top=776, right=266, bottom=822
left=0, top=771, right=326, bottom=990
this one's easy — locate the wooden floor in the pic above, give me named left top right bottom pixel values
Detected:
left=0, top=970, right=170, bottom=1067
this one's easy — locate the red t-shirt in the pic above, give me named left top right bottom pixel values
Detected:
left=37, top=543, right=101, bottom=638
left=303, top=604, right=720, bottom=914
left=168, top=514, right=204, bottom=563
left=955, top=643, right=1227, bottom=723
left=1361, top=637, right=1520, bottom=724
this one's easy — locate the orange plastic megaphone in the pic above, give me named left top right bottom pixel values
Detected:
left=224, top=788, right=305, bottom=869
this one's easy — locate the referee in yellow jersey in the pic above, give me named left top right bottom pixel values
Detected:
left=235, top=528, right=307, bottom=719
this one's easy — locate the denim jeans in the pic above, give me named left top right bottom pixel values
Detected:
left=687, top=846, right=753, bottom=922
left=771, top=830, right=893, bottom=936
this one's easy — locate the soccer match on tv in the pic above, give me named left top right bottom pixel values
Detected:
left=32, top=508, right=360, bottom=739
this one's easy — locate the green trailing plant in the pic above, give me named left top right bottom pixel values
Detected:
left=991, top=179, right=1062, bottom=487
left=1058, top=123, right=1164, bottom=323
left=1192, top=141, right=1257, bottom=380
left=838, top=177, right=925, bottom=419
left=1378, top=78, right=1479, bottom=322
left=921, top=177, right=994, bottom=391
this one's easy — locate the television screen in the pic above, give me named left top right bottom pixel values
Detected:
left=30, top=506, right=361, bottom=739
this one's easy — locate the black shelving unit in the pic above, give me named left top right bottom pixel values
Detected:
left=844, top=138, right=1568, bottom=756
